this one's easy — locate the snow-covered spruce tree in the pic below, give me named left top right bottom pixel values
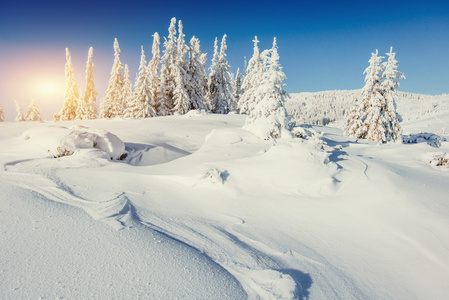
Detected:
left=0, top=104, right=4, bottom=122
left=148, top=32, right=161, bottom=115
left=25, top=99, right=42, bottom=121
left=232, top=68, right=243, bottom=112
left=380, top=46, right=404, bottom=142
left=15, top=101, right=25, bottom=122
left=58, top=48, right=79, bottom=120
left=121, top=64, right=134, bottom=117
left=207, top=35, right=233, bottom=114
left=173, top=20, right=191, bottom=115
left=159, top=17, right=177, bottom=116
left=76, top=47, right=98, bottom=120
left=100, top=38, right=125, bottom=118
left=238, top=37, right=265, bottom=114
left=243, top=37, right=291, bottom=139
left=206, top=37, right=219, bottom=111
left=345, top=50, right=384, bottom=140
left=187, top=36, right=207, bottom=111
left=125, top=47, right=157, bottom=118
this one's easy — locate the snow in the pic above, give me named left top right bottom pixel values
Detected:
left=1, top=101, right=449, bottom=299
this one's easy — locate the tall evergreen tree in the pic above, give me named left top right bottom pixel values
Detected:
left=243, top=38, right=290, bottom=139
left=58, top=48, right=79, bottom=120
left=122, top=64, right=134, bottom=116
left=207, top=35, right=232, bottom=114
left=77, top=47, right=98, bottom=119
left=173, top=20, right=190, bottom=114
left=232, top=68, right=243, bottom=112
left=239, top=37, right=265, bottom=114
left=187, top=36, right=207, bottom=110
left=206, top=37, right=219, bottom=111
left=125, top=47, right=156, bottom=118
left=0, top=104, right=4, bottom=122
left=159, top=17, right=177, bottom=116
left=25, top=99, right=42, bottom=121
left=100, top=38, right=125, bottom=118
left=15, top=101, right=25, bottom=122
left=380, top=47, right=404, bottom=142
left=148, top=32, right=161, bottom=115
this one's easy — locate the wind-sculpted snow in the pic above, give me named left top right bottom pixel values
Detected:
left=1, top=112, right=449, bottom=299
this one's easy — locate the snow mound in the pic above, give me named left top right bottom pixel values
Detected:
left=199, top=168, right=229, bottom=185
left=22, top=125, right=126, bottom=160
left=402, top=132, right=447, bottom=148
left=184, top=109, right=209, bottom=117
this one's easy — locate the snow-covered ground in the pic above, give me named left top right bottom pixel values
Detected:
left=1, top=99, right=449, bottom=299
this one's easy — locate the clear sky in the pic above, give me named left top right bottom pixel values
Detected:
left=1, top=0, right=448, bottom=120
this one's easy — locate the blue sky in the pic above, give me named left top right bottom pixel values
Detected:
left=1, top=0, right=448, bottom=119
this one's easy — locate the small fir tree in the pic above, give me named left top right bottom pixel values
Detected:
left=100, top=38, right=125, bottom=118
left=121, top=64, right=134, bottom=117
left=232, top=68, right=243, bottom=112
left=15, top=101, right=25, bottom=122
left=25, top=99, right=42, bottom=121
left=125, top=47, right=156, bottom=118
left=58, top=48, right=79, bottom=120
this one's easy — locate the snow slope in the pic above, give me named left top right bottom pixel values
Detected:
left=1, top=107, right=449, bottom=299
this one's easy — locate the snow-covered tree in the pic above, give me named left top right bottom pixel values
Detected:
left=57, top=48, right=79, bottom=120
left=121, top=64, right=134, bottom=115
left=0, top=104, right=4, bottom=122
left=159, top=17, right=178, bottom=116
left=76, top=47, right=98, bottom=120
left=187, top=36, right=207, bottom=111
left=25, top=99, right=42, bottom=121
left=232, top=68, right=243, bottom=112
left=100, top=38, right=125, bottom=118
left=239, top=37, right=265, bottom=114
left=346, top=48, right=403, bottom=143
left=207, top=34, right=233, bottom=114
left=148, top=32, right=161, bottom=114
left=346, top=50, right=384, bottom=140
left=125, top=47, right=156, bottom=118
left=173, top=20, right=191, bottom=115
left=380, top=47, right=404, bottom=142
left=15, top=101, right=25, bottom=122
left=243, top=37, right=291, bottom=139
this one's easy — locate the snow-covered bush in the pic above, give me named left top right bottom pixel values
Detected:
left=426, top=152, right=449, bottom=168
left=199, top=168, right=229, bottom=185
left=23, top=126, right=126, bottom=160
left=402, top=133, right=447, bottom=148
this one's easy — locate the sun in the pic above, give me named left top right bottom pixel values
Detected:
left=38, top=80, right=61, bottom=96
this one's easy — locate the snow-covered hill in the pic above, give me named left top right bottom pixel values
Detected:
left=1, top=103, right=449, bottom=299
left=287, top=90, right=449, bottom=127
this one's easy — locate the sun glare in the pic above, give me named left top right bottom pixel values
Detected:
left=38, top=81, right=60, bottom=96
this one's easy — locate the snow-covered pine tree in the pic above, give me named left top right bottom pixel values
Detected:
left=121, top=64, right=134, bottom=117
left=173, top=20, right=191, bottom=115
left=0, top=104, right=4, bottom=122
left=148, top=32, right=161, bottom=115
left=58, top=48, right=79, bottom=120
left=76, top=47, right=98, bottom=120
left=243, top=37, right=290, bottom=139
left=125, top=47, right=156, bottom=118
left=187, top=36, right=207, bottom=111
left=232, top=68, right=243, bottom=112
left=25, top=99, right=42, bottom=121
left=100, top=38, right=125, bottom=118
left=346, top=49, right=393, bottom=142
left=380, top=46, right=404, bottom=142
left=207, top=35, right=233, bottom=114
left=15, top=101, right=25, bottom=122
left=206, top=37, right=219, bottom=111
left=159, top=17, right=178, bottom=116
left=238, top=37, right=265, bottom=114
